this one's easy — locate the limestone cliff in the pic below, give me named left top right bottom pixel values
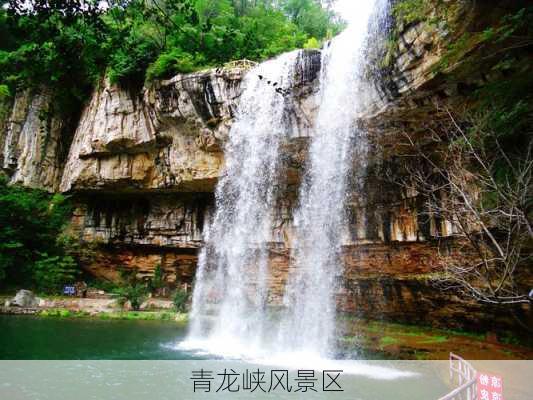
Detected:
left=1, top=89, right=67, bottom=191
left=60, top=51, right=320, bottom=194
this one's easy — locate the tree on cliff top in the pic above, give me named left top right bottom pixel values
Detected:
left=0, top=0, right=341, bottom=110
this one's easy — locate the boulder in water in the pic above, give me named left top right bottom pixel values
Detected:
left=10, top=290, right=39, bottom=308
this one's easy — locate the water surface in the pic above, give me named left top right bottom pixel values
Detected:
left=0, top=315, right=196, bottom=360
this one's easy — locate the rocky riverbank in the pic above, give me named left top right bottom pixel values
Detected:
left=0, top=306, right=187, bottom=324
left=340, top=319, right=533, bottom=361
left=1, top=290, right=181, bottom=319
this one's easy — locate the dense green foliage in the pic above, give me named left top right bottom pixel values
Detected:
left=0, top=176, right=76, bottom=292
left=452, top=7, right=533, bottom=169
left=173, top=288, right=189, bottom=312
left=0, top=0, right=108, bottom=116
left=149, top=264, right=164, bottom=292
left=391, top=0, right=426, bottom=26
left=33, top=254, right=78, bottom=293
left=0, top=0, right=341, bottom=114
left=113, top=283, right=149, bottom=311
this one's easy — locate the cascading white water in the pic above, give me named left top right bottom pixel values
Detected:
left=275, top=1, right=384, bottom=358
left=183, top=2, right=386, bottom=361
left=184, top=51, right=301, bottom=358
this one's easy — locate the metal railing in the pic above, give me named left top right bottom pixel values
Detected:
left=223, top=59, right=258, bottom=71
left=438, top=353, right=477, bottom=400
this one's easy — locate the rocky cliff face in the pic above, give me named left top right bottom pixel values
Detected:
left=1, top=89, right=67, bottom=191
left=60, top=50, right=322, bottom=288
left=1, top=1, right=530, bottom=334
left=59, top=72, right=234, bottom=193
left=60, top=50, right=321, bottom=194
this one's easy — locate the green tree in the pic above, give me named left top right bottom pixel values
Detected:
left=104, top=0, right=163, bottom=86
left=0, top=175, right=74, bottom=289
left=173, top=288, right=189, bottom=312
left=148, top=264, right=165, bottom=293
left=282, top=0, right=340, bottom=38
left=303, top=36, right=320, bottom=49
left=33, top=254, right=78, bottom=293
left=114, top=283, right=148, bottom=311
left=0, top=0, right=342, bottom=111
left=0, top=0, right=108, bottom=115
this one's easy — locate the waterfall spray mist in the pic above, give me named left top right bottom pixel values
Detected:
left=276, top=0, right=384, bottom=358
left=184, top=51, right=301, bottom=358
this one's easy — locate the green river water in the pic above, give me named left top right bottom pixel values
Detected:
left=0, top=315, right=194, bottom=360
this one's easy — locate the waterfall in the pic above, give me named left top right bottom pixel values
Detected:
left=275, top=1, right=385, bottom=358
left=183, top=2, right=386, bottom=361
left=184, top=51, right=301, bottom=358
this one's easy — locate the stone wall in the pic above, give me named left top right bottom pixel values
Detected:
left=81, top=246, right=197, bottom=289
